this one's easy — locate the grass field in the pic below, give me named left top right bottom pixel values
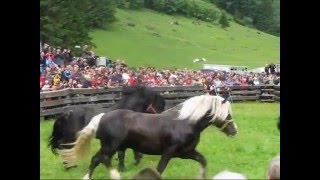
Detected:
left=90, top=9, right=280, bottom=70
left=40, top=102, right=280, bottom=179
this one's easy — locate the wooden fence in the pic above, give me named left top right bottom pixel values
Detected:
left=40, top=85, right=280, bottom=119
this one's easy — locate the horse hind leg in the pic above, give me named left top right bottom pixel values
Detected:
left=100, top=143, right=122, bottom=179
left=180, top=150, right=207, bottom=179
left=133, top=150, right=143, bottom=166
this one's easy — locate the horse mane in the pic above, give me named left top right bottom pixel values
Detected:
left=176, top=95, right=232, bottom=124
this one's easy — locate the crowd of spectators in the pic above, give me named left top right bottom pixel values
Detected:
left=40, top=44, right=280, bottom=92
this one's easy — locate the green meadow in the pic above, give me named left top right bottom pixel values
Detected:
left=40, top=102, right=280, bottom=179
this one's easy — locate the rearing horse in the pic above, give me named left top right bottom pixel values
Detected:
left=58, top=94, right=237, bottom=179
left=48, top=85, right=166, bottom=171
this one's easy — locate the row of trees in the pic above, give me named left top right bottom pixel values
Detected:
left=211, top=0, right=280, bottom=36
left=40, top=0, right=116, bottom=49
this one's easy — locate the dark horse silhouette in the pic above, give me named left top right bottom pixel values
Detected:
left=48, top=85, right=166, bottom=171
left=58, top=94, right=237, bottom=179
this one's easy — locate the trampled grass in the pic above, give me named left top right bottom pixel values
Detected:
left=40, top=102, right=280, bottom=179
left=90, top=9, right=280, bottom=69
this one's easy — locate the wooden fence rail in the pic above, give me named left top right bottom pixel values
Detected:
left=40, top=85, right=280, bottom=119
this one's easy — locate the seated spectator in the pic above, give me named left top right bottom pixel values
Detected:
left=90, top=76, right=99, bottom=89
left=213, top=77, right=223, bottom=91
left=253, top=77, right=260, bottom=85
left=212, top=170, right=247, bottom=180
left=267, top=156, right=280, bottom=180
left=41, top=80, right=52, bottom=91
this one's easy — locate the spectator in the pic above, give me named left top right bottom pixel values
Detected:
left=41, top=80, right=51, bottom=91
left=269, top=62, right=276, bottom=74
left=54, top=48, right=63, bottom=66
left=267, top=156, right=280, bottom=180
left=265, top=64, right=270, bottom=75
left=253, top=76, right=260, bottom=85
left=40, top=51, right=46, bottom=74
left=39, top=43, right=279, bottom=92
left=212, top=170, right=247, bottom=180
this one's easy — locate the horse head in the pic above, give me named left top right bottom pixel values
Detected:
left=211, top=95, right=237, bottom=137
left=176, top=94, right=237, bottom=137
left=120, top=85, right=166, bottom=114
left=48, top=109, right=74, bottom=154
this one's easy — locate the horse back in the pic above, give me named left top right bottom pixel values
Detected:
left=96, top=109, right=196, bottom=154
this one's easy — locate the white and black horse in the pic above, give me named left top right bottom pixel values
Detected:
left=58, top=94, right=237, bottom=179
left=48, top=85, right=166, bottom=171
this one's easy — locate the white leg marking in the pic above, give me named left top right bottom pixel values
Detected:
left=234, top=122, right=238, bottom=131
left=198, top=166, right=206, bottom=179
left=82, top=173, right=90, bottom=180
left=110, top=168, right=121, bottom=180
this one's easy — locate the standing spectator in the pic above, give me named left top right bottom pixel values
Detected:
left=265, top=64, right=270, bottom=75
left=269, top=62, right=276, bottom=75
left=52, top=73, right=61, bottom=90
left=40, top=51, right=46, bottom=74
left=65, top=49, right=73, bottom=65
left=54, top=49, right=63, bottom=67
left=40, top=74, right=46, bottom=88
left=122, top=69, right=130, bottom=85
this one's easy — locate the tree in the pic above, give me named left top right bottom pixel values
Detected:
left=128, top=0, right=144, bottom=9
left=219, top=12, right=230, bottom=28
left=40, top=0, right=117, bottom=49
left=86, top=0, right=116, bottom=28
left=253, top=0, right=274, bottom=33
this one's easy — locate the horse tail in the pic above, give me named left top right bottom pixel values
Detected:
left=56, top=113, right=105, bottom=168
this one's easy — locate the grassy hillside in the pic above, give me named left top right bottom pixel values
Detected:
left=90, top=8, right=280, bottom=69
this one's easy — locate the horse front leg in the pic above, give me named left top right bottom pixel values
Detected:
left=82, top=150, right=102, bottom=180
left=180, top=150, right=207, bottom=179
left=156, top=145, right=178, bottom=174
left=117, top=150, right=126, bottom=172
left=133, top=150, right=143, bottom=165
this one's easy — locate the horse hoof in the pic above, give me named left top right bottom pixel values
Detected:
left=133, top=160, right=140, bottom=166
left=82, top=173, right=90, bottom=180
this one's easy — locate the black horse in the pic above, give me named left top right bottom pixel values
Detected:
left=58, top=94, right=237, bottom=179
left=48, top=85, right=166, bottom=171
